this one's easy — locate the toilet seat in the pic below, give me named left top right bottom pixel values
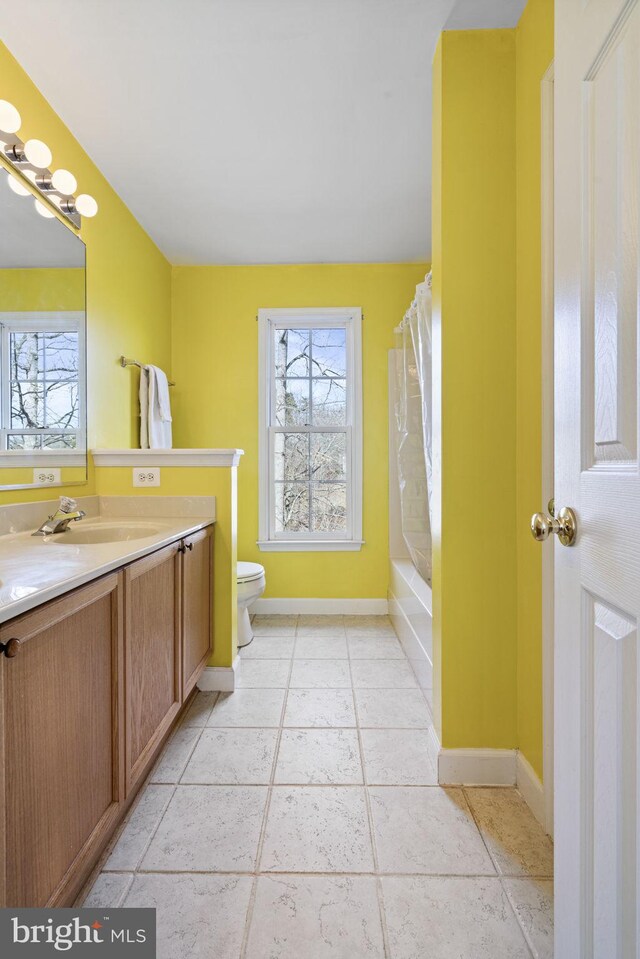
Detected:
left=237, top=561, right=265, bottom=584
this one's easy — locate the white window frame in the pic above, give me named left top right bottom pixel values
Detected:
left=258, top=307, right=363, bottom=552
left=0, top=311, right=86, bottom=467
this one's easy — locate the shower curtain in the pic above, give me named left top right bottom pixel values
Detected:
left=394, top=273, right=432, bottom=584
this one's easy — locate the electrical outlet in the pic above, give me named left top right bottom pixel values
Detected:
left=33, top=468, right=61, bottom=485
left=133, top=467, right=160, bottom=487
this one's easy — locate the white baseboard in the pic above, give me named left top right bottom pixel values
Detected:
left=427, top=724, right=441, bottom=770
left=251, top=598, right=389, bottom=615
left=438, top=747, right=517, bottom=786
left=516, top=751, right=546, bottom=831
left=197, top=655, right=241, bottom=692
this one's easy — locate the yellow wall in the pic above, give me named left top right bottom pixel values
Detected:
left=1, top=267, right=85, bottom=311
left=515, top=0, right=554, bottom=779
left=171, top=263, right=428, bottom=600
left=0, top=41, right=172, bottom=505
left=431, top=30, right=518, bottom=750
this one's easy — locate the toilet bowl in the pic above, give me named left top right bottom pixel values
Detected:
left=237, top=561, right=266, bottom=648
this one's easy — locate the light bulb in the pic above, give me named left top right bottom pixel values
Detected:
left=75, top=193, right=98, bottom=217
left=6, top=172, right=30, bottom=197
left=23, top=138, right=52, bottom=169
left=34, top=198, right=55, bottom=219
left=0, top=100, right=21, bottom=134
left=50, top=168, right=77, bottom=194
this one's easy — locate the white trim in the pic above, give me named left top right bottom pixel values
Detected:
left=438, top=748, right=517, bottom=786
left=0, top=449, right=85, bottom=467
left=516, top=751, right=547, bottom=832
left=197, top=656, right=241, bottom=692
left=257, top=308, right=363, bottom=550
left=91, top=448, right=244, bottom=467
left=251, top=597, right=388, bottom=615
left=257, top=539, right=364, bottom=552
left=541, top=61, right=555, bottom=839
left=427, top=724, right=441, bottom=771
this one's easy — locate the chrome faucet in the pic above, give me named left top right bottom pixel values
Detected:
left=33, top=496, right=86, bottom=536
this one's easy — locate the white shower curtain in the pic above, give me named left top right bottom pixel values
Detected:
left=394, top=274, right=432, bottom=584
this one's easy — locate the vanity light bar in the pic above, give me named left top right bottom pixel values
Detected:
left=0, top=99, right=98, bottom=228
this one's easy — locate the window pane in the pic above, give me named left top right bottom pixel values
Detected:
left=311, top=328, right=346, bottom=377
left=274, top=328, right=310, bottom=377
left=7, top=433, right=76, bottom=450
left=8, top=433, right=42, bottom=450
left=274, top=433, right=309, bottom=481
left=44, top=331, right=79, bottom=379
left=10, top=332, right=42, bottom=381
left=311, top=378, right=346, bottom=425
left=11, top=381, right=45, bottom=428
left=275, top=378, right=309, bottom=426
left=311, top=483, right=347, bottom=533
left=45, top=381, right=79, bottom=428
left=310, top=432, right=346, bottom=481
left=275, top=483, right=309, bottom=532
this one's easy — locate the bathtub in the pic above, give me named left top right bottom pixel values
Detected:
left=388, top=558, right=433, bottom=712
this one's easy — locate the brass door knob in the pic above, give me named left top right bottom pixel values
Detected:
left=0, top=638, right=21, bottom=658
left=531, top=507, right=577, bottom=547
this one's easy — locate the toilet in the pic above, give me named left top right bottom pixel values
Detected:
left=237, top=561, right=266, bottom=648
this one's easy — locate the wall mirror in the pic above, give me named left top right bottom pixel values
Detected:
left=0, top=176, right=87, bottom=490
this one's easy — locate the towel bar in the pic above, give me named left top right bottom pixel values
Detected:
left=120, top=355, right=175, bottom=386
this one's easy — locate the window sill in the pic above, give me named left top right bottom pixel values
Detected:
left=257, top=539, right=364, bottom=553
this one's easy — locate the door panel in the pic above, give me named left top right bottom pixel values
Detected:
left=182, top=526, right=213, bottom=698
left=124, top=543, right=181, bottom=792
left=555, top=1, right=640, bottom=956
left=0, top=575, right=123, bottom=907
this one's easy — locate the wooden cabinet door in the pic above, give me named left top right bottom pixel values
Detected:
left=182, top=526, right=214, bottom=699
left=124, top=542, right=181, bottom=793
left=0, top=574, right=124, bottom=908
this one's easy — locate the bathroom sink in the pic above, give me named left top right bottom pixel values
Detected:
left=44, top=523, right=163, bottom=545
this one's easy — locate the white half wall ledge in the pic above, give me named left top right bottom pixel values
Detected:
left=91, top=448, right=244, bottom=467
left=251, top=598, right=389, bottom=615
left=197, top=656, right=241, bottom=692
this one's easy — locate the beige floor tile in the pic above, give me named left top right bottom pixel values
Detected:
left=261, top=786, right=375, bottom=872
left=252, top=614, right=298, bottom=637
left=245, top=875, right=385, bottom=959
left=82, top=872, right=133, bottom=907
left=236, top=659, right=291, bottom=688
left=348, top=636, right=404, bottom=659
left=104, top=785, right=174, bottom=871
left=290, top=658, right=351, bottom=688
left=369, top=786, right=495, bottom=875
left=355, top=688, right=431, bottom=728
left=344, top=615, right=396, bottom=638
left=294, top=636, right=349, bottom=659
left=180, top=691, right=219, bottom=727
left=123, top=873, right=253, bottom=959
left=207, top=688, right=286, bottom=727
left=150, top=725, right=201, bottom=784
left=284, top=688, right=356, bottom=727
left=381, top=876, right=530, bottom=959
left=360, top=729, right=437, bottom=785
left=464, top=788, right=554, bottom=877
left=351, top=659, right=418, bottom=688
left=274, top=729, right=363, bottom=784
left=141, top=785, right=268, bottom=872
left=181, top=727, right=278, bottom=784
left=241, top=636, right=295, bottom=659
left=503, top=877, right=554, bottom=959
left=297, top=615, right=347, bottom=638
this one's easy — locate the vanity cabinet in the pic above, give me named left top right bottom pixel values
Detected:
left=0, top=574, right=124, bottom=908
left=0, top=524, right=214, bottom=908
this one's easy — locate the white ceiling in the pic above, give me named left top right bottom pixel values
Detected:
left=2, top=0, right=527, bottom=266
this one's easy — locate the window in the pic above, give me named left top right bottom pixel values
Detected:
left=258, top=308, right=363, bottom=551
left=0, top=312, right=85, bottom=463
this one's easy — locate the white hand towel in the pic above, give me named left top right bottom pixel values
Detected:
left=139, top=366, right=149, bottom=449
left=146, top=365, right=172, bottom=448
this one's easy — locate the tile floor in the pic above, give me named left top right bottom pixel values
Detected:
left=84, top=614, right=554, bottom=959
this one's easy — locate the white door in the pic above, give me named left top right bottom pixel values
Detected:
left=554, top=1, right=640, bottom=956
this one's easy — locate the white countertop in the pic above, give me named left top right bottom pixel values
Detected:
left=0, top=515, right=214, bottom=624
